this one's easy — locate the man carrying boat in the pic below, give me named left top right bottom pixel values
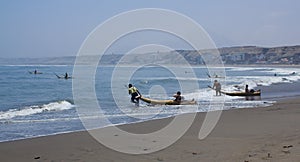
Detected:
left=128, top=84, right=141, bottom=106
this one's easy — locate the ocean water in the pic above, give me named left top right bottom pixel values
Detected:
left=1, top=65, right=300, bottom=142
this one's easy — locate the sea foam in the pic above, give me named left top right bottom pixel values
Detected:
left=0, top=100, right=75, bottom=120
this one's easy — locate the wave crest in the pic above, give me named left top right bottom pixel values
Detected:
left=0, top=100, right=75, bottom=120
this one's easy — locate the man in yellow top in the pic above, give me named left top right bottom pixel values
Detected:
left=128, top=84, right=141, bottom=106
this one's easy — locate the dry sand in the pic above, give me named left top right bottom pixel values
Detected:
left=0, top=97, right=300, bottom=162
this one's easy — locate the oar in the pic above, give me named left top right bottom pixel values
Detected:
left=206, top=72, right=211, bottom=78
left=207, top=85, right=213, bottom=89
left=53, top=72, right=61, bottom=78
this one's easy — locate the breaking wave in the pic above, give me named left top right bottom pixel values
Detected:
left=0, top=100, right=75, bottom=120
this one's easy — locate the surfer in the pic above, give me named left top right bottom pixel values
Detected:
left=64, top=72, right=68, bottom=79
left=29, top=69, right=42, bottom=74
left=128, top=84, right=141, bottom=106
left=212, top=80, right=222, bottom=96
left=173, top=91, right=182, bottom=105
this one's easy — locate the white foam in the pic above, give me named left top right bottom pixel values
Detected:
left=0, top=101, right=75, bottom=120
left=224, top=67, right=300, bottom=90
left=226, top=67, right=271, bottom=72
left=3, top=65, right=69, bottom=67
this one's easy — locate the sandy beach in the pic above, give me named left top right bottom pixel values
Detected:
left=0, top=97, right=299, bottom=162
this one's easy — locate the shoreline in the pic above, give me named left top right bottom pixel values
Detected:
left=0, top=91, right=296, bottom=144
left=1, top=96, right=300, bottom=161
left=1, top=64, right=300, bottom=68
left=224, top=64, right=300, bottom=68
left=1, top=77, right=299, bottom=144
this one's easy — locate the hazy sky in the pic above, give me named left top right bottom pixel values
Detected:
left=1, top=0, right=299, bottom=58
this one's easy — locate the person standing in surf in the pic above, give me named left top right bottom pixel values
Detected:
left=128, top=84, right=141, bottom=106
left=245, top=84, right=255, bottom=93
left=212, top=80, right=222, bottom=96
left=245, top=84, right=249, bottom=93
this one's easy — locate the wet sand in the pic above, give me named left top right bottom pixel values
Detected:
left=0, top=97, right=300, bottom=162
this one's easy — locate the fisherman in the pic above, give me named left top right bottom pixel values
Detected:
left=212, top=80, right=222, bottom=96
left=64, top=72, right=68, bottom=79
left=245, top=84, right=249, bottom=93
left=128, top=84, right=141, bottom=106
left=173, top=91, right=182, bottom=105
left=245, top=84, right=255, bottom=93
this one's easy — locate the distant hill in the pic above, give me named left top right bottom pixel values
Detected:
left=217, top=45, right=300, bottom=64
left=0, top=56, right=75, bottom=65
left=1, top=45, right=300, bottom=65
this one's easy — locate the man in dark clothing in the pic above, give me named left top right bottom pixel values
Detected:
left=173, top=91, right=182, bottom=105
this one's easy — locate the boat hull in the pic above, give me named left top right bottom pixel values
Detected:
left=223, top=91, right=261, bottom=96
left=140, top=97, right=197, bottom=105
left=208, top=85, right=261, bottom=96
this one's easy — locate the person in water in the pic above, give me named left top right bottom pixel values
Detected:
left=245, top=84, right=255, bottom=93
left=245, top=84, right=249, bottom=93
left=212, top=80, right=222, bottom=96
left=173, top=91, right=182, bottom=105
left=64, top=72, right=68, bottom=79
left=128, top=84, right=141, bottom=106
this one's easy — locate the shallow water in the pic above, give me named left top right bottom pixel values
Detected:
left=0, top=65, right=300, bottom=142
